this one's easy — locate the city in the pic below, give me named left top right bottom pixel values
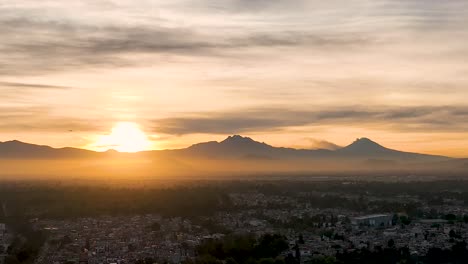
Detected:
left=2, top=0, right=468, bottom=263
left=2, top=180, right=468, bottom=263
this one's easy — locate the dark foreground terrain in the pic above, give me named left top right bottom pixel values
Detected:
left=2, top=179, right=468, bottom=264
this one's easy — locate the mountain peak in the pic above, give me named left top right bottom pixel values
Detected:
left=353, top=137, right=379, bottom=145
left=221, top=135, right=256, bottom=144
left=4, top=140, right=23, bottom=144
left=339, top=137, right=389, bottom=154
left=2, top=140, right=39, bottom=146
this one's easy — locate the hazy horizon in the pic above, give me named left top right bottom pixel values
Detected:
left=2, top=1, right=468, bottom=157
left=0, top=135, right=459, bottom=159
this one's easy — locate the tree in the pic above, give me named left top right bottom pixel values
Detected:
left=400, top=216, right=411, bottom=225
left=255, top=234, right=289, bottom=259
left=226, top=257, right=238, bottom=264
left=449, top=229, right=462, bottom=239
left=258, top=258, right=275, bottom=264
left=195, top=234, right=289, bottom=264
left=298, top=234, right=305, bottom=244
left=446, top=214, right=457, bottom=221
left=284, top=253, right=297, bottom=264
left=392, top=214, right=399, bottom=225
left=387, top=239, right=395, bottom=248
left=150, top=222, right=161, bottom=231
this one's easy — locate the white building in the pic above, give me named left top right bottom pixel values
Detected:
left=352, top=214, right=393, bottom=227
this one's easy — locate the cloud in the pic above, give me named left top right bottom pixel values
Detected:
left=0, top=14, right=373, bottom=76
left=191, top=0, right=309, bottom=13
left=305, top=139, right=341, bottom=150
left=1, top=0, right=467, bottom=77
left=0, top=106, right=107, bottom=133
left=0, top=82, right=74, bottom=90
left=151, top=106, right=468, bottom=135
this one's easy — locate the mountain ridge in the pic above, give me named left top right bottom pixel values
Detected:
left=2, top=136, right=465, bottom=175
left=0, top=135, right=452, bottom=161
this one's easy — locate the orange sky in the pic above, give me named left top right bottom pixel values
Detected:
left=1, top=0, right=468, bottom=157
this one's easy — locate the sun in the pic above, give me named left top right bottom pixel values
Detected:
left=93, top=122, right=152, bottom=152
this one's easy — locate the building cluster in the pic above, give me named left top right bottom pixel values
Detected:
left=0, top=223, right=11, bottom=264
left=34, top=215, right=208, bottom=264
left=290, top=217, right=468, bottom=263
left=27, top=191, right=468, bottom=264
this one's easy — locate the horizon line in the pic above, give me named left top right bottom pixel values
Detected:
left=0, top=136, right=457, bottom=159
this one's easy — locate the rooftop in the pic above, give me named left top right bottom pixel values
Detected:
left=353, top=214, right=391, bottom=220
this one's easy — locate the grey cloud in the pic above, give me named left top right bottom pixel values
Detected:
left=0, top=106, right=107, bottom=132
left=0, top=18, right=211, bottom=75
left=305, top=139, right=341, bottom=150
left=0, top=120, right=104, bottom=133
left=151, top=116, right=285, bottom=135
left=191, top=0, right=468, bottom=30
left=388, top=0, right=468, bottom=29
left=191, top=0, right=308, bottom=13
left=151, top=106, right=468, bottom=135
left=0, top=82, right=74, bottom=90
left=0, top=16, right=373, bottom=76
left=1, top=0, right=466, bottom=77
left=236, top=33, right=372, bottom=48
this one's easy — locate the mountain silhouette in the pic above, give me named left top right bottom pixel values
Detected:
left=0, top=136, right=452, bottom=164
left=184, top=135, right=276, bottom=158
left=335, top=137, right=448, bottom=162
left=177, top=135, right=450, bottom=163
left=0, top=140, right=94, bottom=159
left=339, top=138, right=387, bottom=153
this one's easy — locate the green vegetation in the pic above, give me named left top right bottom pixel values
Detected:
left=3, top=180, right=468, bottom=220
left=0, top=185, right=233, bottom=219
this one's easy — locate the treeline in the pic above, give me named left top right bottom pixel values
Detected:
left=213, top=180, right=468, bottom=197
left=0, top=185, right=233, bottom=218
left=2, top=180, right=468, bottom=219
left=3, top=217, right=47, bottom=264
left=0, top=185, right=418, bottom=220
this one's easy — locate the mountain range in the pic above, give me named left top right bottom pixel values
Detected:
left=1, top=135, right=468, bottom=177
left=0, top=135, right=454, bottom=161
left=180, top=135, right=450, bottom=162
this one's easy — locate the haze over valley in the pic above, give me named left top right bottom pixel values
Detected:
left=1, top=135, right=466, bottom=181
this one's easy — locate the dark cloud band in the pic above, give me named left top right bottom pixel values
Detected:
left=151, top=106, right=468, bottom=135
left=0, top=17, right=372, bottom=76
left=0, top=82, right=74, bottom=90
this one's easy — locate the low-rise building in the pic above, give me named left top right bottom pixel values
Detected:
left=352, top=214, right=393, bottom=227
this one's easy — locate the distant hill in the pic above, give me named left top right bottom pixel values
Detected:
left=0, top=140, right=95, bottom=159
left=0, top=136, right=460, bottom=176
left=0, top=136, right=452, bottom=162
left=334, top=138, right=449, bottom=162
left=176, top=135, right=450, bottom=163
left=184, top=135, right=275, bottom=157
left=180, top=135, right=333, bottom=159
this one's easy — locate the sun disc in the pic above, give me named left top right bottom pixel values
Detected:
left=93, top=122, right=151, bottom=152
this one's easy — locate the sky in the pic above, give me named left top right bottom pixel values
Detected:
left=1, top=0, right=468, bottom=156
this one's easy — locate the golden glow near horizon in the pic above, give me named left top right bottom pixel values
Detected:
left=90, top=122, right=151, bottom=153
left=1, top=0, right=468, bottom=157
